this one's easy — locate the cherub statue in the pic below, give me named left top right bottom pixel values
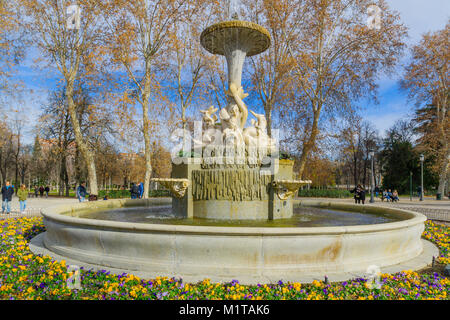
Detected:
left=200, top=105, right=218, bottom=128
left=243, top=110, right=276, bottom=154
left=199, top=105, right=219, bottom=145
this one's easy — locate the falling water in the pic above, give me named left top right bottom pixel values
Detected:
left=228, top=0, right=240, bottom=19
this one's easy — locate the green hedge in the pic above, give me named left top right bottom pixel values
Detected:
left=297, top=189, right=352, bottom=198
left=98, top=189, right=171, bottom=199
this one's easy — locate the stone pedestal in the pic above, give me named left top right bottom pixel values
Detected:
left=171, top=159, right=297, bottom=220
left=269, top=159, right=294, bottom=220
left=171, top=161, right=200, bottom=218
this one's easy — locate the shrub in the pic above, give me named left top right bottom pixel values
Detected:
left=98, top=189, right=171, bottom=199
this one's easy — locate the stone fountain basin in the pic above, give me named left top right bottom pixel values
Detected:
left=37, top=198, right=432, bottom=284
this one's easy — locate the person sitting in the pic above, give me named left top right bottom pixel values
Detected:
left=392, top=190, right=399, bottom=202
left=387, top=189, right=393, bottom=202
left=382, top=189, right=389, bottom=202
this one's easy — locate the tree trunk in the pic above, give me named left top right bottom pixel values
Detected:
left=297, top=106, right=321, bottom=178
left=66, top=83, right=98, bottom=196
left=437, top=147, right=449, bottom=197
left=59, top=154, right=67, bottom=196
left=264, top=102, right=272, bottom=137
left=142, top=98, right=152, bottom=199
left=141, top=59, right=153, bottom=200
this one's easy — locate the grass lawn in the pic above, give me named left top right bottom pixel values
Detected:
left=0, top=217, right=448, bottom=300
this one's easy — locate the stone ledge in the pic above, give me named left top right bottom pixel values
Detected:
left=30, top=233, right=438, bottom=285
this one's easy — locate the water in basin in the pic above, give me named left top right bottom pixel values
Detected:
left=72, top=205, right=404, bottom=227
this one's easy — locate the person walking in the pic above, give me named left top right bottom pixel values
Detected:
left=34, top=185, right=39, bottom=198
left=359, top=186, right=366, bottom=205
left=138, top=182, right=144, bottom=199
left=76, top=182, right=88, bottom=202
left=416, top=186, right=422, bottom=198
left=350, top=184, right=361, bottom=204
left=1, top=181, right=15, bottom=214
left=130, top=183, right=139, bottom=199
left=44, top=185, right=50, bottom=198
left=39, top=186, right=44, bottom=197
left=17, top=184, right=28, bottom=214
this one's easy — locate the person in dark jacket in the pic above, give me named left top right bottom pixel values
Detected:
left=351, top=184, right=366, bottom=204
left=359, top=186, right=366, bottom=204
left=39, top=186, right=44, bottom=197
left=138, top=182, right=144, bottom=199
left=130, top=183, right=139, bottom=199
left=1, top=181, right=15, bottom=214
left=44, top=186, right=50, bottom=198
left=76, top=182, right=88, bottom=202
left=34, top=185, right=39, bottom=198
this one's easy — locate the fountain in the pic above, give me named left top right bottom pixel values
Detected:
left=31, top=7, right=437, bottom=284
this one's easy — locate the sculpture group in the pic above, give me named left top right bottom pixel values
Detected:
left=199, top=82, right=276, bottom=164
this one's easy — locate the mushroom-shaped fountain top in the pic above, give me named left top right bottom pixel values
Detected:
left=200, top=20, right=271, bottom=57
left=200, top=19, right=271, bottom=89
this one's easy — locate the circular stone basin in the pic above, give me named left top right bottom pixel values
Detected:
left=39, top=198, right=427, bottom=284
left=200, top=20, right=271, bottom=56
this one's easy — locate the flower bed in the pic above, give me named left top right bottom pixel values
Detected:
left=0, top=217, right=448, bottom=300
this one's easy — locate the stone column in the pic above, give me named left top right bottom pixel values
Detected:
left=171, top=160, right=200, bottom=219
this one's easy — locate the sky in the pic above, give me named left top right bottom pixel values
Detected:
left=8, top=0, right=450, bottom=144
left=363, top=0, right=450, bottom=135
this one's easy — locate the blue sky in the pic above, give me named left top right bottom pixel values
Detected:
left=10, top=0, right=450, bottom=144
left=363, top=0, right=450, bottom=135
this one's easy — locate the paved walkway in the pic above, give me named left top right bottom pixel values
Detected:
left=0, top=196, right=79, bottom=220
left=297, top=197, right=450, bottom=223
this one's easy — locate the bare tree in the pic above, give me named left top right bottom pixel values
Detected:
left=20, top=0, right=104, bottom=195
left=273, top=0, right=407, bottom=177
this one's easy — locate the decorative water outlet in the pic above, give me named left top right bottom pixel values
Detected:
left=151, top=178, right=190, bottom=199
left=271, top=180, right=313, bottom=200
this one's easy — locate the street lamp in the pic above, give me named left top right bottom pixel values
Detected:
left=369, top=151, right=375, bottom=203
left=410, top=171, right=413, bottom=201
left=420, top=154, right=424, bottom=201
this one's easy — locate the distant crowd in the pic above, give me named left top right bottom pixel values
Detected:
left=350, top=184, right=400, bottom=204
left=76, top=181, right=145, bottom=202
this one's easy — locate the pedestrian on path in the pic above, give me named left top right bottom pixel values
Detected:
left=351, top=184, right=366, bottom=204
left=1, top=181, right=14, bottom=214
left=39, top=186, right=44, bottom=197
left=17, top=184, right=28, bottom=214
left=45, top=185, right=50, bottom=198
left=138, top=182, right=144, bottom=199
left=34, top=185, right=39, bottom=198
left=76, top=182, right=88, bottom=202
left=130, top=182, right=139, bottom=199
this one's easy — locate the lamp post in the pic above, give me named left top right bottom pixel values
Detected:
left=420, top=154, right=424, bottom=201
left=410, top=171, right=412, bottom=201
left=370, top=151, right=375, bottom=203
